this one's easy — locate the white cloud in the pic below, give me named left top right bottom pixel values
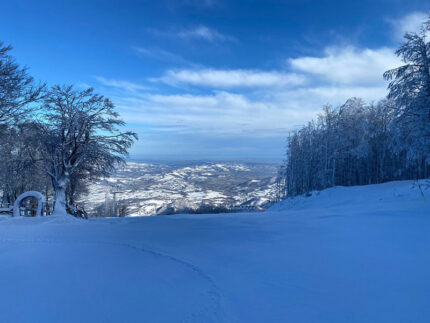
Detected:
left=177, top=25, right=234, bottom=42
left=147, top=93, right=220, bottom=107
left=112, top=83, right=388, bottom=138
left=98, top=82, right=389, bottom=140
left=273, top=86, right=388, bottom=110
left=148, top=25, right=234, bottom=43
left=114, top=91, right=315, bottom=137
left=157, top=69, right=307, bottom=88
left=99, top=44, right=399, bottom=139
left=289, top=46, right=400, bottom=85
left=133, top=47, right=196, bottom=66
left=95, top=77, right=151, bottom=92
left=389, top=12, right=428, bottom=40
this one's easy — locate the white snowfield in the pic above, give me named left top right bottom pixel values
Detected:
left=0, top=180, right=429, bottom=322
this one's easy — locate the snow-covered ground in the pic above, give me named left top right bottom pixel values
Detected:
left=0, top=180, right=428, bottom=322
left=80, top=161, right=277, bottom=216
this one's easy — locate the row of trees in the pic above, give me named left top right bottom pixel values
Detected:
left=0, top=42, right=137, bottom=216
left=277, top=15, right=430, bottom=198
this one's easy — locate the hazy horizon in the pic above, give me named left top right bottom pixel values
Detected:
left=125, top=156, right=282, bottom=166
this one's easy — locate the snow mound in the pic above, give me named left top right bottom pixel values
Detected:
left=270, top=180, right=429, bottom=215
left=0, top=213, right=81, bottom=225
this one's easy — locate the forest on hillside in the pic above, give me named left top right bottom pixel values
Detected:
left=277, top=15, right=430, bottom=198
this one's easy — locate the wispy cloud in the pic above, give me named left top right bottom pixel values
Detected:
left=289, top=46, right=400, bottom=85
left=148, top=25, right=234, bottom=43
left=99, top=43, right=404, bottom=139
left=156, top=69, right=306, bottom=88
left=113, top=91, right=316, bottom=137
left=111, top=82, right=389, bottom=139
left=95, top=76, right=151, bottom=92
left=388, top=11, right=428, bottom=41
left=177, top=25, right=234, bottom=42
left=133, top=46, right=197, bottom=66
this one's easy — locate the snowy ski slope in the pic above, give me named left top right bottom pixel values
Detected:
left=0, top=180, right=428, bottom=322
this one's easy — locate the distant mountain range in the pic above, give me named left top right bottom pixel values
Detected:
left=80, top=161, right=279, bottom=216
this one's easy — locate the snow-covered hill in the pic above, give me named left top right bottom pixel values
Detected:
left=0, top=180, right=428, bottom=322
left=80, top=161, right=278, bottom=216
left=271, top=179, right=429, bottom=214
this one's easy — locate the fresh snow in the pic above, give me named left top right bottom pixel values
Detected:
left=80, top=161, right=276, bottom=216
left=0, top=180, right=429, bottom=322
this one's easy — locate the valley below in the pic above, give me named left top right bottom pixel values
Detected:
left=79, top=160, right=279, bottom=216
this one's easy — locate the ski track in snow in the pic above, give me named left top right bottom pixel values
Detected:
left=0, top=180, right=429, bottom=322
left=0, top=237, right=223, bottom=322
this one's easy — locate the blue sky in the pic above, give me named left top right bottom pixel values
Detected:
left=1, top=0, right=429, bottom=161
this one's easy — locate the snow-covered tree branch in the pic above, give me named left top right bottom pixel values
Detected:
left=0, top=42, right=45, bottom=125
left=33, top=85, right=137, bottom=216
left=278, top=14, right=430, bottom=198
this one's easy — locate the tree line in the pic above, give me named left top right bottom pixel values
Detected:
left=0, top=43, right=137, bottom=217
left=277, top=15, right=430, bottom=198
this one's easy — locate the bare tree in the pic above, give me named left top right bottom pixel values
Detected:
left=0, top=122, right=50, bottom=205
left=0, top=42, right=44, bottom=125
left=0, top=42, right=46, bottom=205
left=277, top=97, right=428, bottom=198
left=383, top=15, right=430, bottom=161
left=278, top=15, right=430, bottom=198
left=35, top=85, right=137, bottom=216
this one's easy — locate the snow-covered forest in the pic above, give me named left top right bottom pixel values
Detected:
left=0, top=43, right=137, bottom=217
left=277, top=16, right=430, bottom=197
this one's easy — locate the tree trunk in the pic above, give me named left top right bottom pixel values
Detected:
left=52, top=176, right=69, bottom=216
